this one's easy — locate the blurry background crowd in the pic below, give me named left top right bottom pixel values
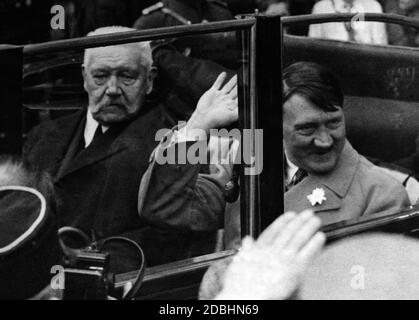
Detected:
left=2, top=0, right=419, bottom=47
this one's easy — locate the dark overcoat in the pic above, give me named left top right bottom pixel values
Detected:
left=23, top=105, right=204, bottom=266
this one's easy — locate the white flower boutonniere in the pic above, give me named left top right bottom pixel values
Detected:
left=307, top=188, right=327, bottom=206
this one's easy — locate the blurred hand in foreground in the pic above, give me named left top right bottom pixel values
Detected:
left=215, top=210, right=326, bottom=300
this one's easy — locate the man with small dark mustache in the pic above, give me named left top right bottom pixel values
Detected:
left=283, top=62, right=410, bottom=225
left=198, top=62, right=413, bottom=299
left=138, top=61, right=412, bottom=255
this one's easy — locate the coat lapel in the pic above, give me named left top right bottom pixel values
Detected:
left=59, top=123, right=129, bottom=179
left=55, top=114, right=86, bottom=180
left=285, top=177, right=343, bottom=213
left=41, top=110, right=85, bottom=178
left=284, top=141, right=360, bottom=214
left=58, top=108, right=155, bottom=179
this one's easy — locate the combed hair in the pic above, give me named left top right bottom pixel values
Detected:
left=283, top=61, right=343, bottom=112
left=83, top=26, right=153, bottom=71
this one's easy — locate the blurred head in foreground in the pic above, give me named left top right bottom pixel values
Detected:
left=300, top=233, right=419, bottom=300
left=0, top=156, right=61, bottom=299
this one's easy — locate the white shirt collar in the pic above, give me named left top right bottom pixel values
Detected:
left=284, top=148, right=299, bottom=184
left=84, top=110, right=109, bottom=148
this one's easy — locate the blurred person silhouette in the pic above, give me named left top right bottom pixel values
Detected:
left=300, top=232, right=419, bottom=299
left=309, top=0, right=388, bottom=45
left=74, top=0, right=155, bottom=37
left=133, top=0, right=238, bottom=122
left=384, top=0, right=419, bottom=46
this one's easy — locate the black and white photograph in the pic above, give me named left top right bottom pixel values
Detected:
left=2, top=0, right=419, bottom=305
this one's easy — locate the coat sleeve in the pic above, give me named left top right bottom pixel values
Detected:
left=153, top=44, right=236, bottom=103
left=138, top=139, right=232, bottom=232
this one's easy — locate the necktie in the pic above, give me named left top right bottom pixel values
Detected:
left=285, top=168, right=308, bottom=192
left=88, top=125, right=103, bottom=148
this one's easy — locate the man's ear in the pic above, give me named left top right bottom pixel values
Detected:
left=146, top=66, right=157, bottom=95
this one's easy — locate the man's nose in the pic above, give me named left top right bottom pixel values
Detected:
left=313, top=130, right=333, bottom=148
left=105, top=76, right=121, bottom=96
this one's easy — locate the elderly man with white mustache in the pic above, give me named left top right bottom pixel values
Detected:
left=23, top=26, right=232, bottom=268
